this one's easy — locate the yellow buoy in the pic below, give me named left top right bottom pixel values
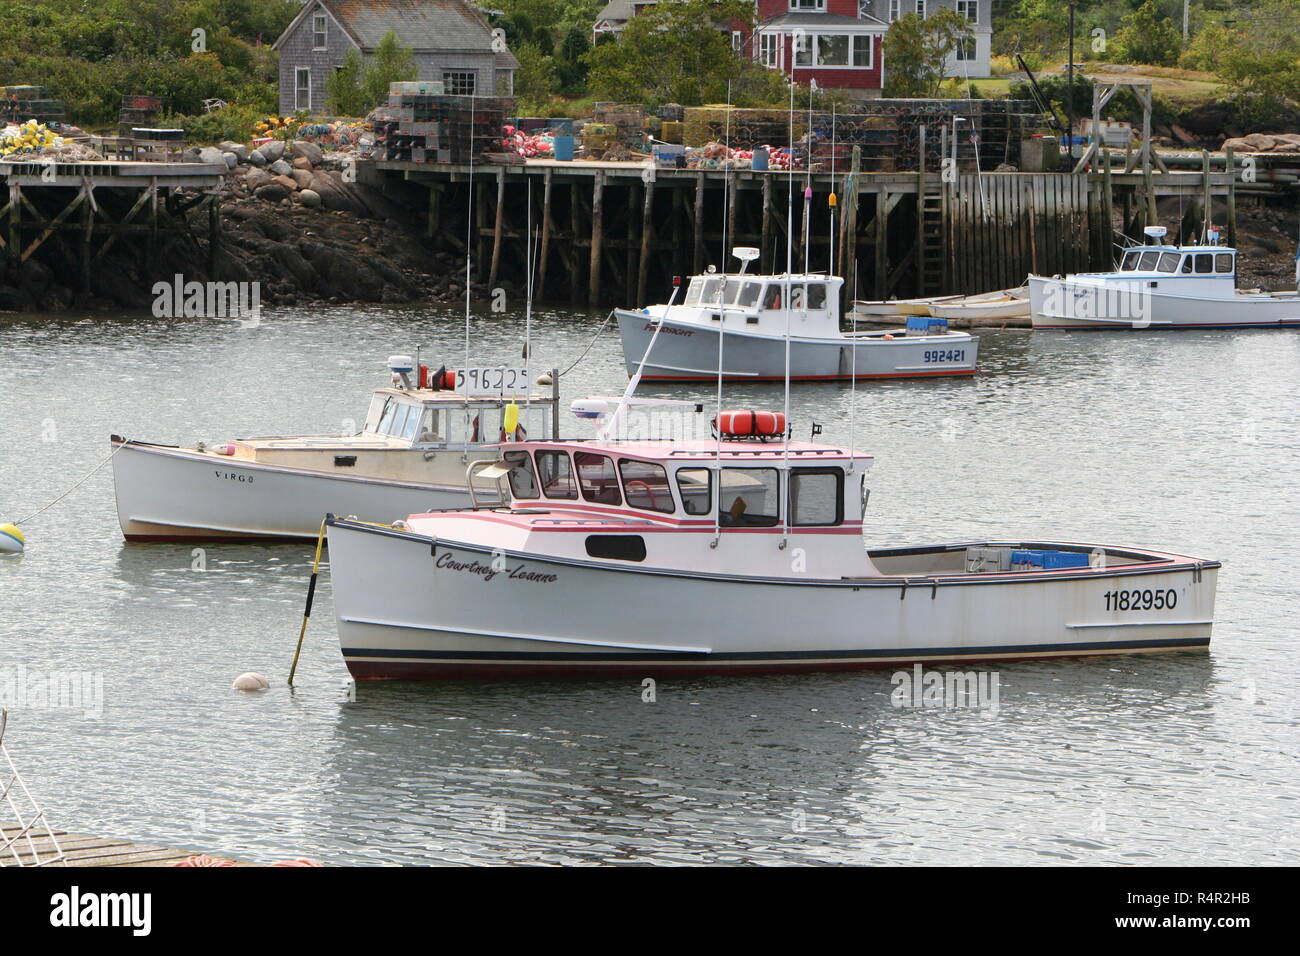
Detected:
left=502, top=401, right=520, bottom=435
left=0, top=522, right=25, bottom=554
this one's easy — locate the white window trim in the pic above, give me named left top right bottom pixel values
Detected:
left=888, top=0, right=902, bottom=21
left=295, top=67, right=311, bottom=111
left=956, top=0, right=977, bottom=24
left=916, top=0, right=926, bottom=18
left=443, top=70, right=478, bottom=96
left=789, top=0, right=826, bottom=11
left=312, top=13, right=327, bottom=50
left=792, top=32, right=877, bottom=70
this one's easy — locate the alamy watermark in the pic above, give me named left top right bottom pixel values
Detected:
left=152, top=274, right=261, bottom=327
left=0, top=663, right=104, bottom=719
left=1039, top=279, right=1153, bottom=328
left=891, top=663, right=1000, bottom=716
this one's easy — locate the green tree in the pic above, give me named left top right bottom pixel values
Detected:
left=882, top=9, right=973, bottom=98
left=325, top=48, right=369, bottom=116
left=1113, top=0, right=1182, bottom=66
left=584, top=0, right=782, bottom=107
left=361, top=31, right=417, bottom=107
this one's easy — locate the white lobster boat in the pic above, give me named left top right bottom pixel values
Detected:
left=111, top=358, right=558, bottom=541
left=1029, top=227, right=1300, bottom=330
left=325, top=413, right=1219, bottom=680
left=614, top=249, right=978, bottom=383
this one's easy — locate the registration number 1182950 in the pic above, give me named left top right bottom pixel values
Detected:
left=1105, top=588, right=1177, bottom=611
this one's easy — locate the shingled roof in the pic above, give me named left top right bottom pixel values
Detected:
left=275, top=0, right=519, bottom=66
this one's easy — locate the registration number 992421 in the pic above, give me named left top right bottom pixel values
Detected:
left=923, top=349, right=966, bottom=363
left=1105, top=588, right=1177, bottom=611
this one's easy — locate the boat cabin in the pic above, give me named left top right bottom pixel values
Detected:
left=435, top=432, right=877, bottom=579
left=652, top=272, right=846, bottom=337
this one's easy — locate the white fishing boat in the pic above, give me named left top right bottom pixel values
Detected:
left=111, top=357, right=558, bottom=541
left=926, top=286, right=1031, bottom=323
left=1029, top=227, right=1300, bottom=330
left=324, top=411, right=1219, bottom=680
left=614, top=249, right=978, bottom=382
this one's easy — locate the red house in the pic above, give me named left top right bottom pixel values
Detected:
left=735, top=0, right=886, bottom=95
left=595, top=0, right=886, bottom=95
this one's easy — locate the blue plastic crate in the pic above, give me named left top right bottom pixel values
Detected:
left=1011, top=549, right=1090, bottom=570
left=906, top=316, right=949, bottom=332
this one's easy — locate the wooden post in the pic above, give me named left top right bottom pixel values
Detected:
left=475, top=180, right=487, bottom=280
left=488, top=166, right=505, bottom=289
left=82, top=184, right=94, bottom=292
left=8, top=182, right=19, bottom=282
left=1102, top=148, right=1114, bottom=267
left=726, top=174, right=737, bottom=260
left=873, top=189, right=888, bottom=299
left=425, top=185, right=439, bottom=239
left=637, top=176, right=655, bottom=307
left=1201, top=148, right=1212, bottom=241
left=845, top=147, right=860, bottom=301
left=1225, top=146, right=1237, bottom=249
left=625, top=182, right=637, bottom=302
left=588, top=170, right=604, bottom=306
left=537, top=169, right=553, bottom=301
left=761, top=174, right=772, bottom=273
left=692, top=172, right=704, bottom=274
left=915, top=125, right=926, bottom=296
left=568, top=182, right=583, bottom=307
left=207, top=192, right=218, bottom=277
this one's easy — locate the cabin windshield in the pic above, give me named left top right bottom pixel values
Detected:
left=1120, top=251, right=1141, bottom=271
left=619, top=459, right=675, bottom=514
left=684, top=277, right=722, bottom=306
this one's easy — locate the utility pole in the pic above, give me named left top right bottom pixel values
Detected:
left=1183, top=0, right=1191, bottom=41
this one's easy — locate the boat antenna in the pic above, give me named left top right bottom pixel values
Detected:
left=463, top=89, right=475, bottom=378
left=829, top=103, right=837, bottom=275
left=710, top=81, right=734, bottom=549
left=781, top=77, right=795, bottom=550
left=524, top=175, right=533, bottom=415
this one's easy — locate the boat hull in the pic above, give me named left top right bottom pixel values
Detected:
left=1029, top=275, right=1300, bottom=330
left=112, top=439, right=481, bottom=541
left=616, top=310, right=978, bottom=382
left=326, top=519, right=1218, bottom=680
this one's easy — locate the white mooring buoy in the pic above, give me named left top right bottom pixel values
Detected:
left=0, top=523, right=25, bottom=555
left=231, top=672, right=271, bottom=692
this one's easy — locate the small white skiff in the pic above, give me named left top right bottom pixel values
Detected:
left=112, top=357, right=558, bottom=541
left=325, top=416, right=1219, bottom=680
left=926, top=286, right=1031, bottom=323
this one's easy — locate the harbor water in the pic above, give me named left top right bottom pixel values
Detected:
left=0, top=304, right=1296, bottom=865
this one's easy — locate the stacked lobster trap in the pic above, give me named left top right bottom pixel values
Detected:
left=373, top=86, right=513, bottom=164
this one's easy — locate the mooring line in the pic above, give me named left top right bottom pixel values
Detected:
left=560, top=310, right=615, bottom=376
left=13, top=439, right=129, bottom=525
left=287, top=518, right=328, bottom=687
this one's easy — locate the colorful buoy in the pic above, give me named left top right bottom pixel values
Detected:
left=0, top=522, right=24, bottom=554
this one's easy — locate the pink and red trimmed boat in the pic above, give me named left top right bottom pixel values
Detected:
left=324, top=418, right=1219, bottom=680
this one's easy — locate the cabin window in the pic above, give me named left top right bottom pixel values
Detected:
left=720, top=280, right=745, bottom=305
left=1138, top=251, right=1159, bottom=271
left=1121, top=251, right=1141, bottom=271
left=415, top=408, right=439, bottom=443
left=385, top=404, right=411, bottom=438
left=585, top=535, right=647, bottom=562
left=719, top=468, right=780, bottom=527
left=503, top=451, right=539, bottom=499
left=1216, top=253, right=1233, bottom=273
left=537, top=451, right=577, bottom=499
left=676, top=467, right=712, bottom=515
left=1194, top=254, right=1213, bottom=274
left=400, top=405, right=423, bottom=441
left=1157, top=252, right=1180, bottom=273
left=574, top=452, right=622, bottom=505
left=790, top=468, right=844, bottom=526
left=737, top=281, right=763, bottom=308
left=1180, top=255, right=1194, bottom=273
left=762, top=285, right=784, bottom=310
left=619, top=459, right=675, bottom=514
left=685, top=276, right=721, bottom=306
left=376, top=398, right=399, bottom=435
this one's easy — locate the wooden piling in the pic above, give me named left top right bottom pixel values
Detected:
left=1225, top=146, right=1237, bottom=248
left=588, top=170, right=604, bottom=306
left=761, top=174, right=772, bottom=273
left=692, top=172, right=704, bottom=274
left=488, top=166, right=505, bottom=289
left=637, top=177, right=654, bottom=306
left=537, top=168, right=553, bottom=301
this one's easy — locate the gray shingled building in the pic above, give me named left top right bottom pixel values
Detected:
left=272, top=0, right=519, bottom=116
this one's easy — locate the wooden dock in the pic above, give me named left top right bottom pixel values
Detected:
left=369, top=148, right=1253, bottom=309
left=0, top=160, right=227, bottom=292
left=1, top=824, right=238, bottom=867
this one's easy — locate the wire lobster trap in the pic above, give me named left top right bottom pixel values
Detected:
left=0, top=710, right=65, bottom=866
